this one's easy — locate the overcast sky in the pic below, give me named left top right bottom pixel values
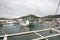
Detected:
left=0, top=0, right=60, bottom=18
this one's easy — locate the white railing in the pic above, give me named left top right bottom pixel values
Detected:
left=0, top=27, right=60, bottom=40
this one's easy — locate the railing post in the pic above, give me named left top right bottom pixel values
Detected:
left=46, top=39, right=49, bottom=40
left=3, top=34, right=7, bottom=40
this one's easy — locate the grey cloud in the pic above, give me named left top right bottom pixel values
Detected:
left=0, top=0, right=60, bottom=18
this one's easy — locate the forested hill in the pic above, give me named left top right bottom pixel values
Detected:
left=18, top=14, right=40, bottom=19
left=43, top=15, right=60, bottom=18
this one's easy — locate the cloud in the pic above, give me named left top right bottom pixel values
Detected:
left=0, top=0, right=60, bottom=18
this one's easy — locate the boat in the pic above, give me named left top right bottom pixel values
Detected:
left=13, top=22, right=19, bottom=25
left=21, top=20, right=29, bottom=26
left=13, top=21, right=20, bottom=25
left=0, top=22, right=3, bottom=26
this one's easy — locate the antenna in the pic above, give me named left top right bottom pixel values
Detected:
left=55, top=1, right=60, bottom=19
left=54, top=1, right=60, bottom=21
left=54, top=1, right=60, bottom=28
left=55, top=1, right=60, bottom=15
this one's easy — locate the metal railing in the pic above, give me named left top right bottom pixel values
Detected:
left=0, top=27, right=60, bottom=40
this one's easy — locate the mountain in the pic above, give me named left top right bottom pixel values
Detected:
left=18, top=14, right=40, bottom=20
left=0, top=18, right=9, bottom=20
left=43, top=14, right=60, bottom=18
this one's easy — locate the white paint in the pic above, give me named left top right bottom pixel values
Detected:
left=3, top=35, right=7, bottom=40
left=26, top=20, right=29, bottom=25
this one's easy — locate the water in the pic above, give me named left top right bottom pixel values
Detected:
left=0, top=22, right=48, bottom=35
left=8, top=33, right=40, bottom=40
left=0, top=22, right=60, bottom=40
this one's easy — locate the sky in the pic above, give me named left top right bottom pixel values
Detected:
left=0, top=0, right=60, bottom=18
